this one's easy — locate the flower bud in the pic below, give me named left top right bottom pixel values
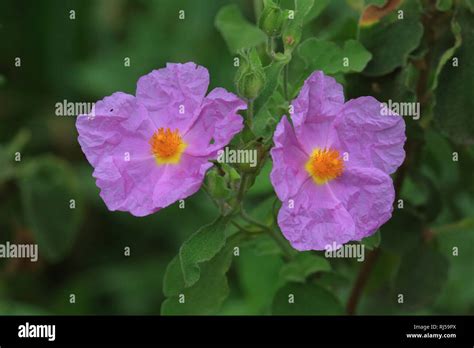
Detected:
left=237, top=69, right=266, bottom=101
left=259, top=1, right=283, bottom=37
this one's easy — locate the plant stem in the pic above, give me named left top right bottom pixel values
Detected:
left=236, top=173, right=250, bottom=204
left=283, top=64, right=289, bottom=101
left=240, top=208, right=294, bottom=261
left=247, top=100, right=254, bottom=130
left=267, top=36, right=275, bottom=59
left=346, top=248, right=381, bottom=315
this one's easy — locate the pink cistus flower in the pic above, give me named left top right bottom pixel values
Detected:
left=76, top=62, right=246, bottom=216
left=270, top=71, right=406, bottom=251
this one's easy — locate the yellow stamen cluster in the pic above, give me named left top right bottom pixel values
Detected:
left=305, top=148, right=344, bottom=185
left=149, top=127, right=187, bottom=164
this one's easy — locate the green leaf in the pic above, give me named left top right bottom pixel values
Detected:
left=342, top=40, right=373, bottom=72
left=206, top=170, right=231, bottom=199
left=436, top=0, right=453, bottom=11
left=359, top=0, right=423, bottom=76
left=295, top=0, right=315, bottom=19
left=360, top=230, right=381, bottom=250
left=19, top=156, right=82, bottom=262
left=215, top=4, right=267, bottom=54
left=436, top=219, right=474, bottom=313
left=179, top=216, right=230, bottom=287
left=365, top=0, right=389, bottom=6
left=0, top=129, right=30, bottom=184
left=282, top=0, right=315, bottom=51
left=161, top=244, right=234, bottom=315
left=466, top=0, right=474, bottom=12
left=236, top=244, right=284, bottom=314
left=272, top=282, right=344, bottom=315
left=162, top=256, right=186, bottom=297
left=431, top=18, right=461, bottom=91
left=380, top=210, right=423, bottom=254
left=298, top=38, right=372, bottom=74
left=434, top=7, right=474, bottom=145
left=304, top=0, right=330, bottom=24
left=279, top=252, right=330, bottom=284
left=393, top=244, right=449, bottom=310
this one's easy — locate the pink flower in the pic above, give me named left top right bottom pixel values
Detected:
left=76, top=62, right=246, bottom=217
left=270, top=71, right=406, bottom=251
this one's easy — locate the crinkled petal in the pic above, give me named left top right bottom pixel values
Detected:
left=277, top=180, right=356, bottom=251
left=136, top=62, right=209, bottom=131
left=95, top=156, right=164, bottom=217
left=152, top=154, right=213, bottom=209
left=291, top=71, right=345, bottom=153
left=76, top=92, right=163, bottom=216
left=334, top=96, right=406, bottom=174
left=270, top=117, right=310, bottom=202
left=329, top=166, right=395, bottom=240
left=183, top=87, right=245, bottom=157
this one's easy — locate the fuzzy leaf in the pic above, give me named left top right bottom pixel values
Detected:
left=215, top=5, right=267, bottom=54
left=179, top=216, right=230, bottom=287
left=298, top=38, right=372, bottom=74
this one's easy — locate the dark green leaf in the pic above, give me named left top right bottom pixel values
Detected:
left=236, top=244, right=284, bottom=314
left=19, top=156, right=82, bottom=262
left=436, top=219, right=474, bottom=313
left=436, top=0, right=453, bottom=11
left=434, top=8, right=474, bottom=144
left=359, top=0, right=423, bottom=76
left=393, top=244, right=449, bottom=310
left=161, top=241, right=234, bottom=315
left=272, top=282, right=344, bottom=315
left=380, top=210, right=423, bottom=254
left=360, top=230, right=381, bottom=250
left=279, top=252, right=330, bottom=284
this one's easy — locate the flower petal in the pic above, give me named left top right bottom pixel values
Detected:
left=183, top=87, right=245, bottom=157
left=270, top=116, right=310, bottom=202
left=291, top=71, right=345, bottom=153
left=152, top=153, right=213, bottom=208
left=76, top=92, right=163, bottom=216
left=334, top=96, right=406, bottom=174
left=329, top=166, right=395, bottom=240
left=277, top=180, right=356, bottom=251
left=136, top=62, right=210, bottom=131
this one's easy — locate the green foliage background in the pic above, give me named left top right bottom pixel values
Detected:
left=0, top=0, right=473, bottom=315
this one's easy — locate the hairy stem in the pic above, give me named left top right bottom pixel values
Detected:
left=240, top=208, right=294, bottom=261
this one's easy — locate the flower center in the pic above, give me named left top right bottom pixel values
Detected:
left=149, top=127, right=187, bottom=164
left=305, top=148, right=344, bottom=185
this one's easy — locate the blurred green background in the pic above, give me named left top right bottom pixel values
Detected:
left=0, top=0, right=473, bottom=315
